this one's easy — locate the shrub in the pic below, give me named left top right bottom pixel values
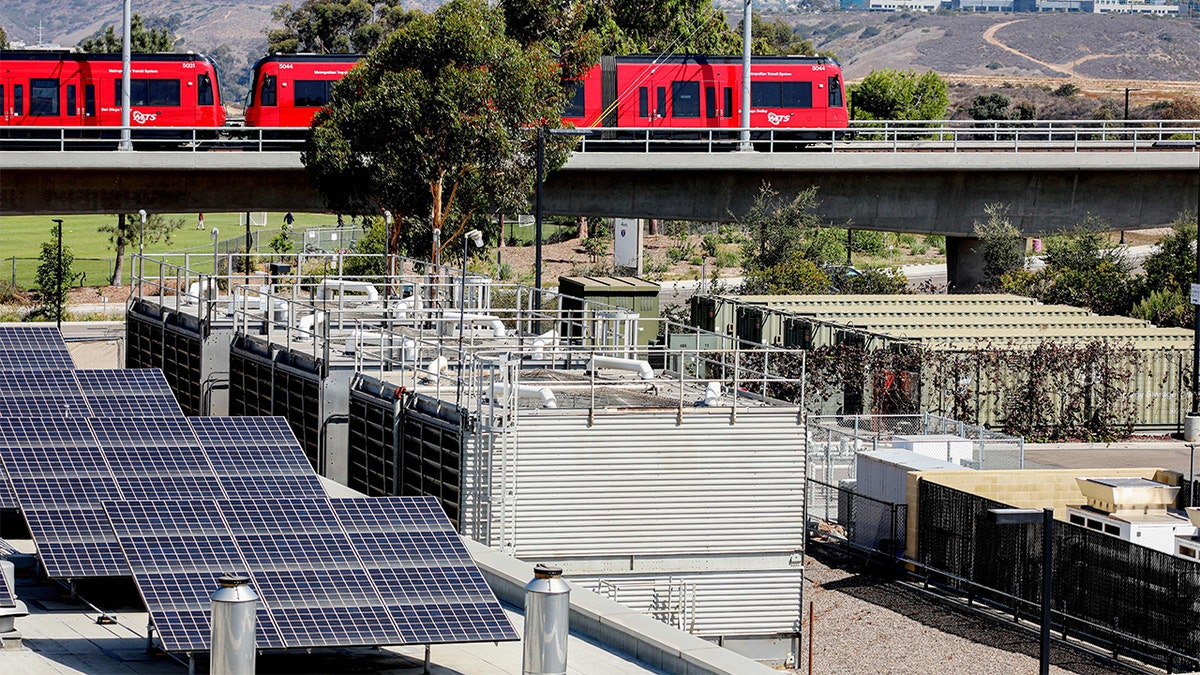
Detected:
left=715, top=250, right=740, bottom=268
left=860, top=26, right=880, bottom=39
left=1052, top=83, right=1080, bottom=98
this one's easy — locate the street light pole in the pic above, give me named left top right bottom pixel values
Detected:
left=138, top=209, right=146, bottom=292
left=457, top=229, right=484, bottom=405
left=119, top=0, right=133, bottom=152
left=532, top=126, right=589, bottom=335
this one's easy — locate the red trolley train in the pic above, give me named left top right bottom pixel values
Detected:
left=244, top=53, right=360, bottom=128
left=563, top=55, right=848, bottom=133
left=0, top=50, right=226, bottom=127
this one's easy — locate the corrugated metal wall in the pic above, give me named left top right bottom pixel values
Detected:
left=571, top=569, right=803, bottom=638
left=480, top=408, right=804, bottom=561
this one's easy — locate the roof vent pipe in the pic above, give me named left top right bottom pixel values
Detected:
left=703, top=381, right=721, bottom=406
left=0, top=560, right=29, bottom=637
left=425, top=355, right=449, bottom=379
left=589, top=355, right=654, bottom=380
left=491, top=383, right=557, bottom=409
left=523, top=564, right=569, bottom=675
left=210, top=574, right=257, bottom=675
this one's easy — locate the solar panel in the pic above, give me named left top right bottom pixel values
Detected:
left=0, top=417, right=95, bottom=447
left=0, top=325, right=69, bottom=349
left=89, top=417, right=199, bottom=449
left=192, top=417, right=324, bottom=499
left=86, top=395, right=185, bottom=418
left=0, top=395, right=90, bottom=417
left=105, top=499, right=285, bottom=652
left=0, top=351, right=76, bottom=371
left=0, top=370, right=79, bottom=395
left=332, top=497, right=518, bottom=644
left=75, top=369, right=174, bottom=396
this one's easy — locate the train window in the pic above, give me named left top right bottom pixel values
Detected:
left=294, top=80, right=331, bottom=107
left=562, top=82, right=585, bottom=118
left=638, top=88, right=648, bottom=118
left=828, top=76, right=844, bottom=108
left=723, top=87, right=733, bottom=118
left=751, top=82, right=777, bottom=107
left=705, top=87, right=716, bottom=118
left=0, top=86, right=4, bottom=116
left=752, top=82, right=812, bottom=109
left=656, top=87, right=666, bottom=118
left=118, top=79, right=182, bottom=107
left=781, top=82, right=812, bottom=109
left=85, top=85, right=96, bottom=117
left=198, top=74, right=214, bottom=106
left=30, top=78, right=60, bottom=116
left=13, top=85, right=22, bottom=116
left=671, top=81, right=699, bottom=118
left=260, top=74, right=278, bottom=107
left=67, top=85, right=77, bottom=117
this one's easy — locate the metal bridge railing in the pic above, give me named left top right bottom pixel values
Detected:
left=2, top=121, right=1197, bottom=153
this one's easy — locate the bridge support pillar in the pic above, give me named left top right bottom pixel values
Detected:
left=945, top=235, right=986, bottom=293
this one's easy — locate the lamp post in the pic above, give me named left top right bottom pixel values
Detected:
left=533, top=127, right=589, bottom=334
left=989, top=508, right=1053, bottom=675
left=457, top=229, right=485, bottom=405
left=119, top=0, right=133, bottom=152
left=52, top=219, right=64, bottom=330
left=211, top=227, right=220, bottom=302
left=137, top=209, right=146, bottom=291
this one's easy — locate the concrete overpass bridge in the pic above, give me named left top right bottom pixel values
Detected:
left=2, top=123, right=1197, bottom=288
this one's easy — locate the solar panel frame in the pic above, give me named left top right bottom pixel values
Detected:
left=75, top=369, right=175, bottom=395
left=0, top=351, right=76, bottom=371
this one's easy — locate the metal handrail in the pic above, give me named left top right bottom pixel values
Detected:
left=2, top=121, right=1197, bottom=153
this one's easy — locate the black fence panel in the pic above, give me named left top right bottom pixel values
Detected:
left=918, top=479, right=1200, bottom=669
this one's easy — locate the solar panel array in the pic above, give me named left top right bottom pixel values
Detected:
left=0, top=416, right=326, bottom=578
left=0, top=326, right=516, bottom=653
left=106, top=496, right=517, bottom=653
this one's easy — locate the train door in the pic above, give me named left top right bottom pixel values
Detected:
left=3, top=78, right=26, bottom=125
left=701, top=71, right=730, bottom=129
left=633, top=83, right=667, bottom=127
left=61, top=70, right=86, bottom=127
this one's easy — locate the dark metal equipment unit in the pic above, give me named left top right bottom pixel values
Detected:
left=125, top=299, right=229, bottom=416
left=347, top=374, right=464, bottom=528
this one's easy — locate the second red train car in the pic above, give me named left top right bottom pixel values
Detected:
left=244, top=53, right=361, bottom=127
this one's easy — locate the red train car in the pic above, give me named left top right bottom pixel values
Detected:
left=562, top=55, right=848, bottom=133
left=244, top=53, right=360, bottom=127
left=0, top=50, right=226, bottom=127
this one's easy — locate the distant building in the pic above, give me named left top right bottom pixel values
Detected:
left=867, top=0, right=944, bottom=10
left=1091, top=0, right=1179, bottom=12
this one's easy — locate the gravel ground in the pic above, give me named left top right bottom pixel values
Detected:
left=802, top=553, right=1135, bottom=675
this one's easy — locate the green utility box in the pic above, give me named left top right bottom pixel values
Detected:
left=558, top=276, right=660, bottom=346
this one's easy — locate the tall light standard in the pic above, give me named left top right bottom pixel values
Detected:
left=119, top=0, right=133, bottom=152
left=211, top=227, right=220, bottom=302
left=989, top=508, right=1053, bottom=675
left=533, top=126, right=589, bottom=333
left=739, top=0, right=753, bottom=151
left=137, top=209, right=146, bottom=290
left=457, top=229, right=485, bottom=404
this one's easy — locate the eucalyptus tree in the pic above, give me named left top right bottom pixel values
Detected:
left=303, top=0, right=574, bottom=263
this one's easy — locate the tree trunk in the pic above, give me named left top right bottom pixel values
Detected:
left=576, top=216, right=589, bottom=240
left=110, top=213, right=127, bottom=287
left=648, top=219, right=660, bottom=235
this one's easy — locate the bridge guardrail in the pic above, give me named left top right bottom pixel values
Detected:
left=1, top=121, right=1197, bottom=153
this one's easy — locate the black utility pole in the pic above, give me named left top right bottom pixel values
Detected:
left=52, top=219, right=64, bottom=330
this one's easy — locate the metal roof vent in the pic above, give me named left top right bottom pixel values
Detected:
left=1076, top=477, right=1179, bottom=516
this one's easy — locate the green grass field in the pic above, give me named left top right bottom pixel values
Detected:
left=2, top=211, right=335, bottom=288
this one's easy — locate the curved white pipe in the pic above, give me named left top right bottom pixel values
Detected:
left=490, top=382, right=557, bottom=409
left=532, top=338, right=546, bottom=358
left=453, top=312, right=506, bottom=338
left=590, top=355, right=654, bottom=380
left=425, top=355, right=449, bottom=378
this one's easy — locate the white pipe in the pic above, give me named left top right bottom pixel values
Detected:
left=490, top=382, right=557, bottom=409
left=590, top=355, right=654, bottom=380
left=703, top=381, right=721, bottom=406
left=453, top=312, right=506, bottom=338
left=532, top=338, right=546, bottom=358
left=426, top=355, right=449, bottom=378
